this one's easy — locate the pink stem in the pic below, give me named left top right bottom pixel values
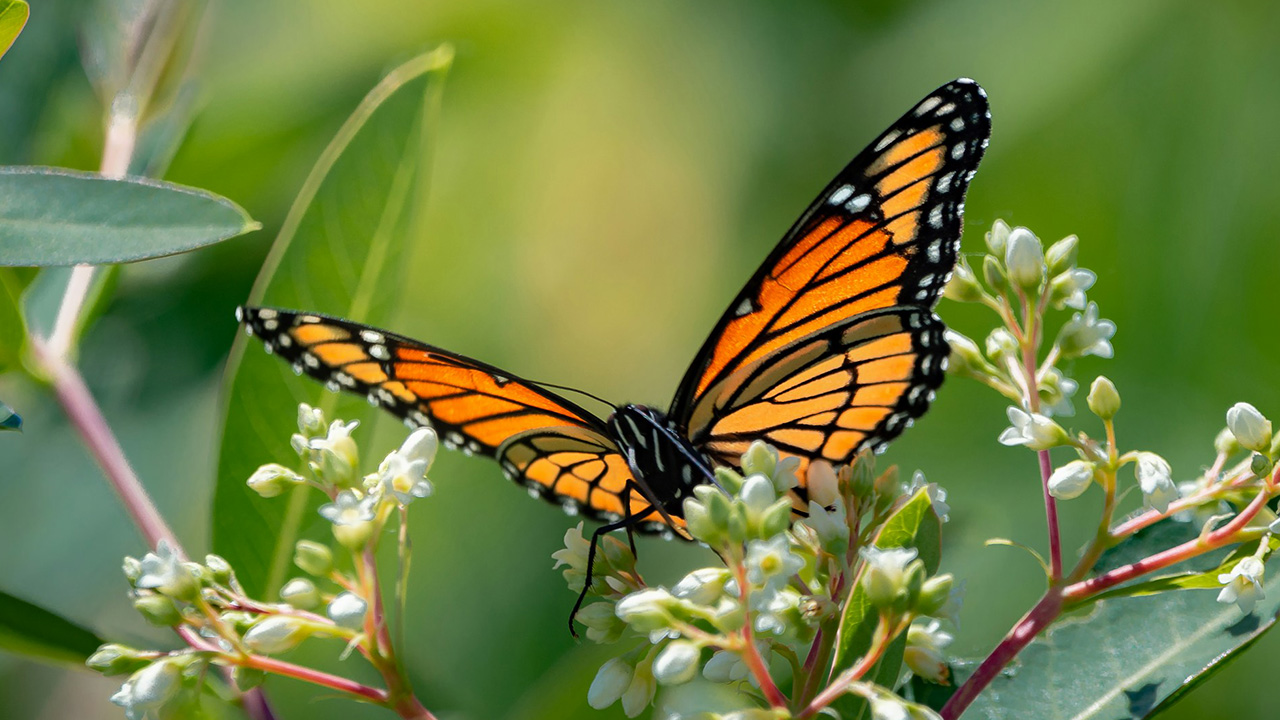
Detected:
left=1038, top=450, right=1062, bottom=580
left=940, top=591, right=1063, bottom=719
left=731, top=561, right=788, bottom=707
left=29, top=336, right=181, bottom=553
left=1065, top=482, right=1272, bottom=602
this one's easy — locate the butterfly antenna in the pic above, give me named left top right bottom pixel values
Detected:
left=531, top=380, right=618, bottom=410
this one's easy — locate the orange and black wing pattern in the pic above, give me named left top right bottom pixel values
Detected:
left=671, top=79, right=989, bottom=470
left=237, top=307, right=658, bottom=528
left=685, top=308, right=947, bottom=494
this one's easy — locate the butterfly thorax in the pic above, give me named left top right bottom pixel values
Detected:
left=607, top=404, right=713, bottom=515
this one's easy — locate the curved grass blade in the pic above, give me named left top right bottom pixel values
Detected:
left=0, top=167, right=259, bottom=266
left=211, top=46, right=453, bottom=597
left=0, top=590, right=102, bottom=665
left=960, top=519, right=1280, bottom=719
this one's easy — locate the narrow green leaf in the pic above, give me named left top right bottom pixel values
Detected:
left=0, top=0, right=28, bottom=61
left=0, top=399, right=20, bottom=431
left=1078, top=537, right=1277, bottom=605
left=211, top=47, right=453, bottom=598
left=961, top=519, right=1280, bottom=719
left=0, top=590, right=102, bottom=665
left=0, top=267, right=25, bottom=370
left=0, top=167, right=259, bottom=266
left=831, top=487, right=943, bottom=718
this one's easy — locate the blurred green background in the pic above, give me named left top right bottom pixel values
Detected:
left=4, top=0, right=1280, bottom=717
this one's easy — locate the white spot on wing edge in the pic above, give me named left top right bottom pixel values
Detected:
left=829, top=185, right=855, bottom=205
left=914, top=96, right=942, bottom=116
left=846, top=194, right=872, bottom=213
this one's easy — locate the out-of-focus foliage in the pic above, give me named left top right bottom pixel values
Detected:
left=3, top=1, right=1280, bottom=718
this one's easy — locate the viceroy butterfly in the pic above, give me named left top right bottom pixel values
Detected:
left=238, top=78, right=990, bottom=629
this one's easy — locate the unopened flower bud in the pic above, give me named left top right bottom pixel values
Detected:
left=915, top=574, right=954, bottom=617
left=1216, top=427, right=1242, bottom=457
left=985, top=219, right=1011, bottom=256
left=943, top=257, right=984, bottom=303
left=133, top=594, right=183, bottom=627
left=327, top=592, right=368, bottom=630
left=243, top=616, right=308, bottom=654
left=1005, top=227, right=1046, bottom=290
left=111, top=659, right=181, bottom=719
left=903, top=560, right=927, bottom=610
left=294, top=540, right=333, bottom=576
left=1047, top=460, right=1095, bottom=500
left=247, top=463, right=303, bottom=498
left=982, top=254, right=1007, bottom=293
left=87, top=644, right=152, bottom=676
left=652, top=640, right=701, bottom=685
left=1250, top=453, right=1272, bottom=478
left=984, top=328, right=1018, bottom=364
left=297, top=403, right=327, bottom=436
left=861, top=546, right=918, bottom=609
left=587, top=657, right=634, bottom=710
left=204, top=554, right=233, bottom=585
left=280, top=578, right=320, bottom=610
left=944, top=330, right=986, bottom=377
left=1227, top=402, right=1272, bottom=455
left=122, top=557, right=142, bottom=583
left=1045, top=234, right=1079, bottom=275
left=1087, top=376, right=1120, bottom=420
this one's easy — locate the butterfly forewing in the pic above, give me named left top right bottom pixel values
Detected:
left=236, top=307, right=680, bottom=528
left=671, top=79, right=989, bottom=474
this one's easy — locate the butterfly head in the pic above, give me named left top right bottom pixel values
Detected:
left=607, top=404, right=713, bottom=508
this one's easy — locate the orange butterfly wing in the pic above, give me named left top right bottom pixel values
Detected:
left=671, top=79, right=990, bottom=471
left=237, top=307, right=666, bottom=530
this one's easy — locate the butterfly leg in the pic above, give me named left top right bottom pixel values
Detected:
left=569, top=506, right=659, bottom=638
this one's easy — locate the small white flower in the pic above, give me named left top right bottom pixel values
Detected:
left=243, top=616, right=309, bottom=654
left=801, top=499, right=851, bottom=550
left=135, top=540, right=197, bottom=600
left=1134, top=452, right=1179, bottom=513
left=587, top=657, right=633, bottom=710
left=1047, top=460, right=1095, bottom=500
left=860, top=546, right=918, bottom=603
left=984, top=327, right=1018, bottom=363
left=904, top=619, right=953, bottom=684
left=327, top=592, right=368, bottom=629
left=1217, top=555, right=1266, bottom=614
left=318, top=490, right=377, bottom=525
left=652, top=640, right=701, bottom=685
left=985, top=219, right=1011, bottom=255
left=1039, top=369, right=1078, bottom=418
left=752, top=587, right=800, bottom=635
left=309, top=419, right=360, bottom=483
left=1005, top=226, right=1045, bottom=289
left=702, top=649, right=749, bottom=683
left=744, top=535, right=804, bottom=590
left=110, top=659, right=181, bottom=720
left=1227, top=402, right=1272, bottom=455
left=1056, top=301, right=1116, bottom=359
left=375, top=427, right=437, bottom=504
left=297, top=403, right=327, bottom=435
left=908, top=471, right=949, bottom=522
left=1049, top=267, right=1097, bottom=310
left=998, top=407, right=1067, bottom=450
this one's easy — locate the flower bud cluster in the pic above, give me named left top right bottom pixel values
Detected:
left=943, top=220, right=1113, bottom=419
left=571, top=443, right=960, bottom=718
left=91, top=406, right=443, bottom=715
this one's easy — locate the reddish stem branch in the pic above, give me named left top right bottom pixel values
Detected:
left=30, top=337, right=181, bottom=553
left=940, top=591, right=1063, bottom=719
left=731, top=561, right=788, bottom=707
left=1065, top=483, right=1272, bottom=602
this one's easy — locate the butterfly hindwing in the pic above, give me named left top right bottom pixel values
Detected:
left=236, top=306, right=674, bottom=526
left=687, top=308, right=947, bottom=489
left=671, top=79, right=989, bottom=470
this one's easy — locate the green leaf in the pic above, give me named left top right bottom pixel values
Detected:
left=0, top=167, right=259, bottom=266
left=831, top=487, right=944, bottom=719
left=960, top=519, right=1280, bottom=719
left=0, top=399, right=19, bottom=431
left=211, top=47, right=453, bottom=598
left=0, top=267, right=25, bottom=370
left=1078, top=536, right=1278, bottom=605
left=0, top=590, right=102, bottom=665
left=0, top=0, right=28, bottom=62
